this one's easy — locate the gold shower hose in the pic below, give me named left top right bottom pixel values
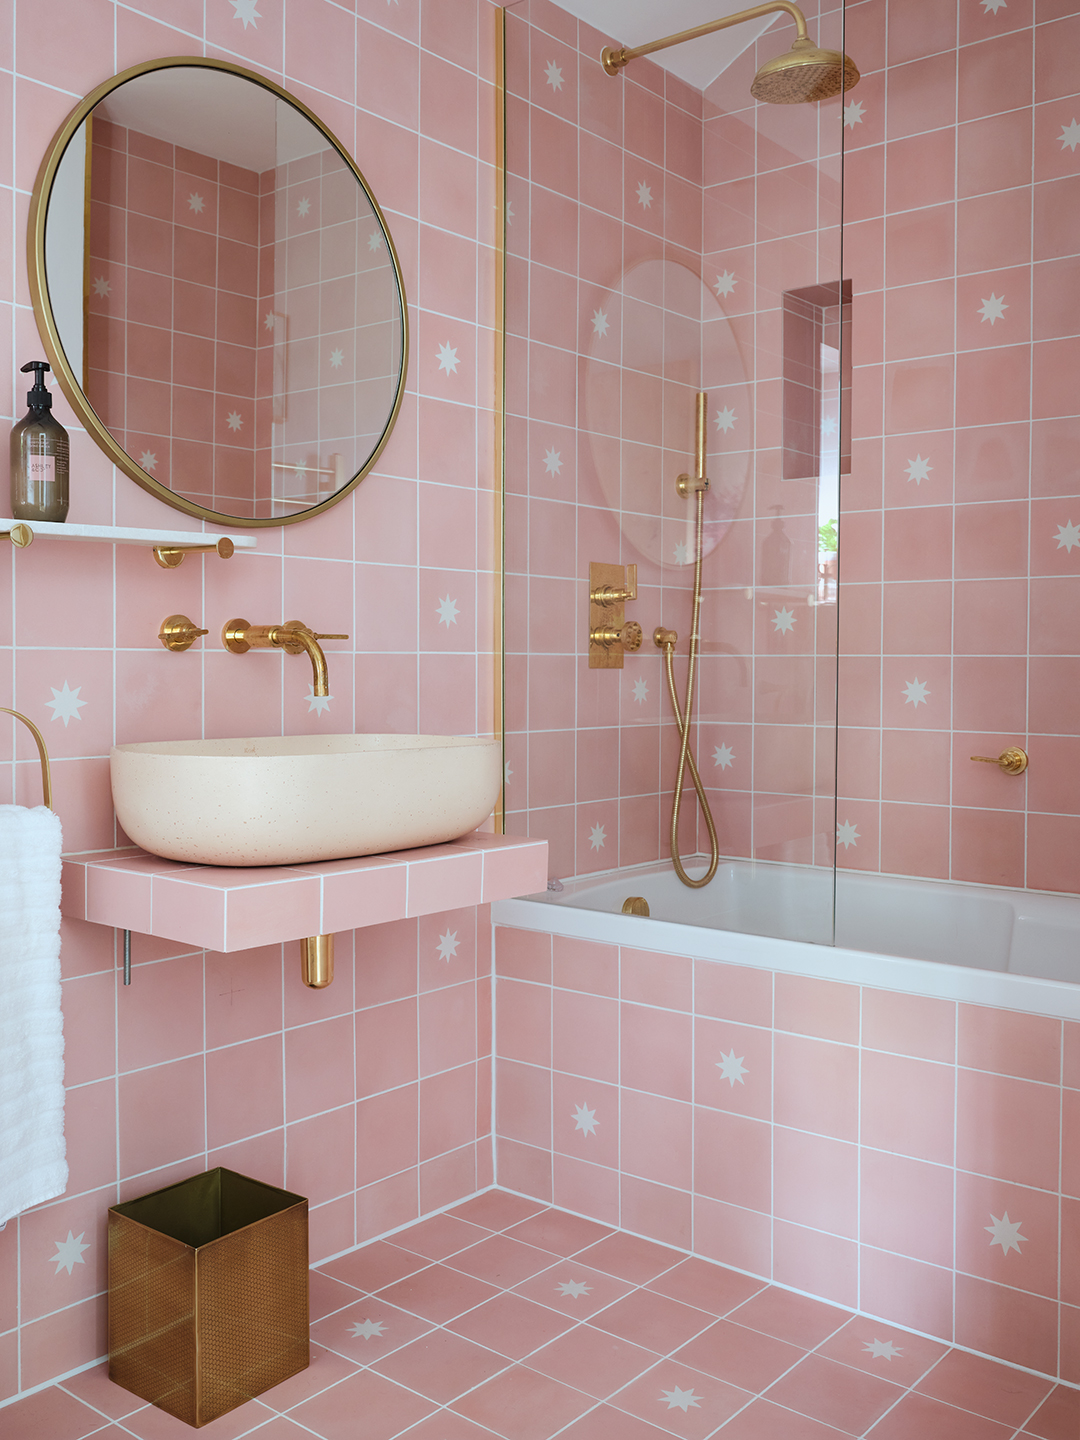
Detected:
left=656, top=393, right=720, bottom=889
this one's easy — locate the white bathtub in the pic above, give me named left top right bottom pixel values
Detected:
left=491, top=858, right=1080, bottom=1022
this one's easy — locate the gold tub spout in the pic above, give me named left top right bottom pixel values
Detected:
left=223, top=619, right=349, bottom=696
left=301, top=934, right=334, bottom=988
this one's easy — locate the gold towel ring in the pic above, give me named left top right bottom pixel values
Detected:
left=1, top=707, right=53, bottom=809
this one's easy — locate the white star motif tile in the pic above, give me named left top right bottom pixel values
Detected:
left=864, top=1338, right=903, bottom=1360
left=572, top=1102, right=598, bottom=1135
left=226, top=410, right=243, bottom=431
left=978, top=292, right=1007, bottom=324
left=265, top=311, right=276, bottom=330
left=329, top=347, right=344, bottom=369
left=50, top=1230, right=90, bottom=1275
left=1060, top=119, right=1080, bottom=153
left=437, top=342, right=460, bottom=375
left=91, top=276, right=110, bottom=298
left=981, top=0, right=1007, bottom=12
left=714, top=270, right=737, bottom=297
left=139, top=450, right=158, bottom=472
left=349, top=1319, right=386, bottom=1338
left=230, top=0, right=261, bottom=25
left=188, top=192, right=205, bottom=214
left=844, top=99, right=865, bottom=128
left=545, top=60, right=564, bottom=91
left=1055, top=519, right=1080, bottom=553
left=437, top=595, right=460, bottom=627
left=368, top=231, right=382, bottom=251
left=636, top=180, right=653, bottom=209
left=306, top=685, right=332, bottom=716
left=986, top=1211, right=1025, bottom=1255
left=297, top=197, right=312, bottom=218
left=660, top=1386, right=702, bottom=1413
left=506, top=200, right=515, bottom=225
left=504, top=759, right=513, bottom=784
left=557, top=1279, right=591, bottom=1297
left=46, top=681, right=87, bottom=727
left=437, top=929, right=460, bottom=961
left=837, top=819, right=860, bottom=849
left=633, top=678, right=649, bottom=704
left=715, top=1048, right=748, bottom=1086
left=543, top=447, right=563, bottom=476
left=589, top=822, right=606, bottom=851
left=772, top=607, right=795, bottom=634
left=905, top=455, right=931, bottom=484
left=715, top=405, right=737, bottom=432
left=674, top=541, right=690, bottom=565
left=903, top=677, right=930, bottom=707
left=591, top=309, right=610, bottom=337
left=713, top=743, right=734, bottom=770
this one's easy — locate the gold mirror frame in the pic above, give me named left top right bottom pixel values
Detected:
left=27, top=56, right=409, bottom=528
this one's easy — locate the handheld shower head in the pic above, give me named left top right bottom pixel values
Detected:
left=750, top=35, right=860, bottom=104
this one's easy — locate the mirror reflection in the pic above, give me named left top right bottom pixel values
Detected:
left=38, top=60, right=407, bottom=525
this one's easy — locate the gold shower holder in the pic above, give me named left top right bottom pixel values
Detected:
left=971, top=747, right=1028, bottom=776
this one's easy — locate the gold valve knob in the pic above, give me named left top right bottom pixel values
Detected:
left=590, top=564, right=637, bottom=607
left=971, top=747, right=1028, bottom=775
left=590, top=621, right=643, bottom=651
left=158, top=614, right=209, bottom=652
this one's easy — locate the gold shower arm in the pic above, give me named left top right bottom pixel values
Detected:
left=602, top=1, right=809, bottom=75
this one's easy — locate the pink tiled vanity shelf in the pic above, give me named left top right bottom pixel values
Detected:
left=61, top=833, right=548, bottom=952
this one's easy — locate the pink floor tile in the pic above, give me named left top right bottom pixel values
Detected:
left=308, top=1297, right=434, bottom=1365
left=252, top=1344, right=362, bottom=1413
left=558, top=1404, right=679, bottom=1439
left=527, top=1324, right=662, bottom=1399
left=644, top=1258, right=766, bottom=1317
left=814, top=1315, right=948, bottom=1387
left=445, top=1232, right=560, bottom=1288
left=316, top=1240, right=429, bottom=1294
left=511, top=1261, right=634, bottom=1320
left=369, top=1327, right=509, bottom=1403
left=309, top=1270, right=368, bottom=1321
left=673, top=1318, right=807, bottom=1393
left=447, top=1191, right=548, bottom=1231
left=284, top=1368, right=437, bottom=1440
left=388, top=1212, right=488, bottom=1261
left=713, top=1397, right=853, bottom=1438
left=574, top=1231, right=684, bottom=1285
left=116, top=1395, right=276, bottom=1439
left=504, top=1209, right=615, bottom=1255
left=726, top=1286, right=851, bottom=1349
left=0, top=1384, right=118, bottom=1440
left=1023, top=1384, right=1080, bottom=1440
left=916, top=1347, right=1054, bottom=1427
left=863, top=1389, right=1016, bottom=1439
left=762, top=1351, right=904, bottom=1434
left=58, top=1363, right=149, bottom=1421
left=610, top=1358, right=753, bottom=1438
left=374, top=1263, right=502, bottom=1325
left=589, top=1289, right=715, bottom=1353
left=449, top=1363, right=596, bottom=1440
left=446, top=1290, right=578, bottom=1359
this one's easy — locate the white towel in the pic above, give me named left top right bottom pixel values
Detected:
left=0, top=804, right=67, bottom=1226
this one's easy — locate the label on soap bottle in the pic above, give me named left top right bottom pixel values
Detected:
left=28, top=455, right=55, bottom=484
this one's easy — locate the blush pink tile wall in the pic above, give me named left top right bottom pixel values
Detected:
left=508, top=0, right=1080, bottom=898
left=495, top=922, right=1080, bottom=1384
left=88, top=121, right=263, bottom=514
left=835, top=0, right=1080, bottom=893
left=0, top=0, right=502, bottom=1405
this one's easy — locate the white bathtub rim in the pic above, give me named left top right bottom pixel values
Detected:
left=491, top=896, right=1080, bottom=1022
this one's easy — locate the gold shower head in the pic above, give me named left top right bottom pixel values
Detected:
left=601, top=1, right=861, bottom=106
left=750, top=35, right=860, bottom=104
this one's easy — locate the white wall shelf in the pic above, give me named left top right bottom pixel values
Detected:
left=0, top=518, right=257, bottom=564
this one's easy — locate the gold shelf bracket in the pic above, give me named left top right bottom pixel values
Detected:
left=153, top=537, right=235, bottom=569
left=1, top=522, right=34, bottom=548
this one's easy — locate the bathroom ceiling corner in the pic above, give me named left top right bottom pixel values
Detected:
left=545, top=0, right=779, bottom=91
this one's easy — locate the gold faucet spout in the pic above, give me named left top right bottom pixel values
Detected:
left=222, top=618, right=349, bottom=697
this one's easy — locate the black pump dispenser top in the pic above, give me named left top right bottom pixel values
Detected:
left=21, top=360, right=53, bottom=412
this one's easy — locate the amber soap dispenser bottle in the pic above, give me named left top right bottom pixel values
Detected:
left=10, top=360, right=69, bottom=523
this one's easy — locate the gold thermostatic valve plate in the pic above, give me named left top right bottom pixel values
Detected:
left=589, top=561, right=638, bottom=669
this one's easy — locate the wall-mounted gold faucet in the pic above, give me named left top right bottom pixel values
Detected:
left=222, top=619, right=349, bottom=696
left=589, top=561, right=639, bottom=668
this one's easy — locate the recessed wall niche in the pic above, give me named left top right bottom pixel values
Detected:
left=782, top=280, right=851, bottom=481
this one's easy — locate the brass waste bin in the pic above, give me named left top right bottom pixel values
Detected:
left=108, top=1168, right=309, bottom=1428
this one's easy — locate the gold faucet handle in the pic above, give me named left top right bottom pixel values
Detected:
left=159, top=614, right=209, bottom=652
left=310, top=631, right=350, bottom=641
left=590, top=564, right=637, bottom=607
left=971, top=747, right=1028, bottom=775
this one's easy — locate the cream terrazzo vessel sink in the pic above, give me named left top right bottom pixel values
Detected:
left=110, top=734, right=502, bottom=867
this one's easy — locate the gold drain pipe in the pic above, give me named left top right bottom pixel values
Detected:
left=656, top=392, right=720, bottom=889
left=301, top=935, right=334, bottom=988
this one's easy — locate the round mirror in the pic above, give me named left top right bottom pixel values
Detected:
left=28, top=57, right=408, bottom=527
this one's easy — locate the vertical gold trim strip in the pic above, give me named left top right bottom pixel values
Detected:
left=492, top=6, right=507, bottom=834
